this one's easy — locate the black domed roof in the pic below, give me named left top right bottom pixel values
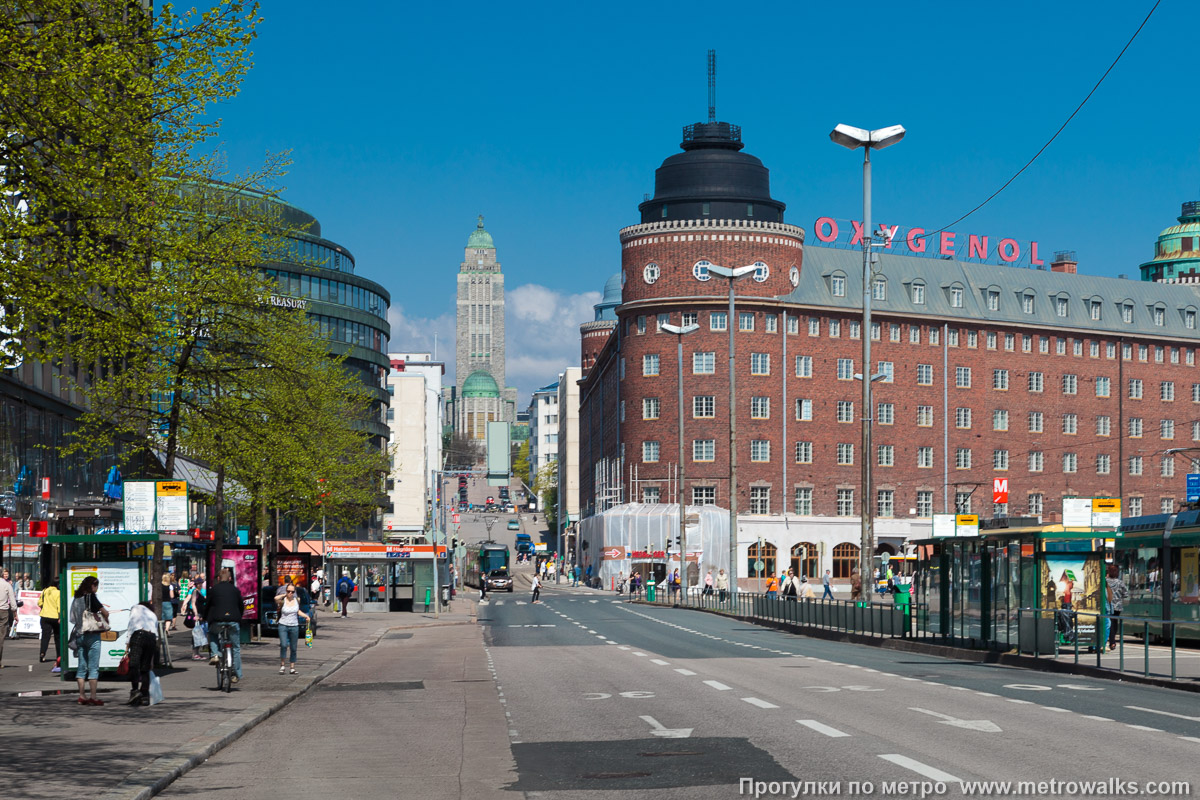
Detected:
left=638, top=121, right=785, bottom=224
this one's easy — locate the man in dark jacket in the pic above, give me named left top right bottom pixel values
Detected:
left=205, top=568, right=244, bottom=682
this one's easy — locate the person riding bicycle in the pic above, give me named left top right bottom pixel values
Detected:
left=205, top=568, right=244, bottom=684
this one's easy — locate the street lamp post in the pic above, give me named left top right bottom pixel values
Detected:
left=662, top=322, right=699, bottom=602
left=829, top=122, right=905, bottom=598
left=707, top=264, right=757, bottom=605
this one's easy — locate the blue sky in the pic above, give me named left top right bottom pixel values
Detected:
left=212, top=0, right=1195, bottom=400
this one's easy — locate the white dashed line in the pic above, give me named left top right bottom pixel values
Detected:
left=633, top=652, right=648, bottom=657
left=1041, top=706, right=1071, bottom=713
left=1006, top=698, right=1033, bottom=705
left=796, top=719, right=850, bottom=738
left=675, top=669, right=697, bottom=676
left=1127, top=724, right=1163, bottom=732
left=618, top=646, right=631, bottom=651
left=1081, top=715, right=1112, bottom=722
left=878, top=754, right=963, bottom=784
left=742, top=697, right=779, bottom=709
left=650, top=659, right=670, bottom=666
left=703, top=680, right=733, bottom=691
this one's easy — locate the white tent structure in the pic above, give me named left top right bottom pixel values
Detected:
left=578, top=504, right=730, bottom=590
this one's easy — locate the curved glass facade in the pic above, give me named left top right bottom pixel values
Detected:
left=263, top=268, right=389, bottom=323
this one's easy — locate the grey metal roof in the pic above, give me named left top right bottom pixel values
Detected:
left=783, top=247, right=1200, bottom=340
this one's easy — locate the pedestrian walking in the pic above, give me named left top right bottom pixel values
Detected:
left=765, top=573, right=779, bottom=599
left=703, top=570, right=714, bottom=596
left=800, top=576, right=815, bottom=599
left=530, top=574, right=541, bottom=604
left=480, top=571, right=489, bottom=601
left=19, top=572, right=35, bottom=590
left=572, top=565, right=581, bottom=587
left=850, top=568, right=862, bottom=603
left=669, top=568, right=681, bottom=600
left=160, top=573, right=178, bottom=632
left=821, top=570, right=834, bottom=600
left=70, top=576, right=109, bottom=706
left=37, top=579, right=61, bottom=663
left=586, top=564, right=593, bottom=587
left=124, top=601, right=158, bottom=707
left=1106, top=564, right=1129, bottom=651
left=186, top=576, right=208, bottom=660
left=716, top=569, right=729, bottom=603
left=275, top=583, right=311, bottom=675
left=336, top=574, right=354, bottom=617
left=780, top=568, right=800, bottom=601
left=0, top=570, right=17, bottom=667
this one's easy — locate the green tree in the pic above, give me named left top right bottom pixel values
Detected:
left=512, top=439, right=530, bottom=487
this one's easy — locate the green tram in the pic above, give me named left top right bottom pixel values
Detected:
left=465, top=541, right=510, bottom=589
left=1116, top=510, right=1200, bottom=641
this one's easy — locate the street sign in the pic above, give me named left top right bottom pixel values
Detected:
left=451, top=513, right=460, bottom=524
left=754, top=560, right=765, bottom=572
left=122, top=481, right=157, bottom=531
left=1092, top=498, right=1121, bottom=528
left=955, top=514, right=979, bottom=537
left=1188, top=474, right=1200, bottom=503
left=601, top=546, right=626, bottom=560
left=992, top=478, right=1008, bottom=505
left=1062, top=498, right=1093, bottom=527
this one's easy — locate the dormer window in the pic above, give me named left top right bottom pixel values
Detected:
left=950, top=286, right=963, bottom=308
left=1187, top=309, right=1196, bottom=330
left=1154, top=305, right=1165, bottom=326
left=1090, top=300, right=1102, bottom=321
left=872, top=277, right=886, bottom=301
left=1122, top=303, right=1133, bottom=323
left=1022, top=292, right=1034, bottom=314
left=911, top=282, right=925, bottom=305
left=1055, top=297, right=1069, bottom=318
left=986, top=290, right=999, bottom=311
left=831, top=274, right=846, bottom=297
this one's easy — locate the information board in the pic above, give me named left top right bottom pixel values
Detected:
left=123, top=482, right=156, bottom=531
left=155, top=481, right=189, bottom=530
left=64, top=562, right=141, bottom=671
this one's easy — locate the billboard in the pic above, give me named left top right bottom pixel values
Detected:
left=208, top=547, right=261, bottom=622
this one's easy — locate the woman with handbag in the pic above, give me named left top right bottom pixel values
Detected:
left=124, top=601, right=159, bottom=707
left=160, top=574, right=177, bottom=633
left=186, top=576, right=209, bottom=660
left=70, top=576, right=109, bottom=706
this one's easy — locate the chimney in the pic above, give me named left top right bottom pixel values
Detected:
left=1050, top=250, right=1077, bottom=274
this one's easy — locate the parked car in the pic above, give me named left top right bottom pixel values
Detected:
left=485, top=570, right=513, bottom=592
left=507, top=519, right=520, bottom=530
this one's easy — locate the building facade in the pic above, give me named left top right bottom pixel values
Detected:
left=556, top=367, right=582, bottom=560
left=1140, top=201, right=1200, bottom=282
left=577, top=112, right=1200, bottom=586
left=383, top=353, right=444, bottom=540
left=455, top=216, right=517, bottom=437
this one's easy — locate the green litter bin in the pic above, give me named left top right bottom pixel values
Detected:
left=892, top=585, right=911, bottom=613
left=646, top=579, right=656, bottom=602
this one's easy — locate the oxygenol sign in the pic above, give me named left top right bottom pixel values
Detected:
left=811, top=217, right=1046, bottom=267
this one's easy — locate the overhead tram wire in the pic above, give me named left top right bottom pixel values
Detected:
left=920, top=0, right=1162, bottom=241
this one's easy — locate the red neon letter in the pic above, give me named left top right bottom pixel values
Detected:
left=814, top=217, right=838, bottom=243
left=940, top=232, right=956, bottom=257
left=998, top=238, right=1019, bottom=263
left=968, top=235, right=989, bottom=260
left=850, top=220, right=865, bottom=246
left=906, top=228, right=927, bottom=253
left=1030, top=241, right=1044, bottom=266
left=879, top=225, right=899, bottom=248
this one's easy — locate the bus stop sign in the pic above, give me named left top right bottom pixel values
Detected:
left=1188, top=473, right=1200, bottom=503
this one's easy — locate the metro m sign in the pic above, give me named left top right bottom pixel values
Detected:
left=993, top=478, right=1009, bottom=505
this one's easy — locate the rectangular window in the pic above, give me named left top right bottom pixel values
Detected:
left=693, top=439, right=715, bottom=462
left=890, top=324, right=901, bottom=342
left=710, top=311, right=727, bottom=331
left=877, top=403, right=895, bottom=425
left=1062, top=374, right=1077, bottom=394
left=955, top=448, right=972, bottom=469
left=1090, top=301, right=1102, bottom=321
left=993, top=369, right=1009, bottom=390
left=808, top=318, right=820, bottom=336
left=1097, top=416, right=1111, bottom=436
left=693, top=486, right=716, bottom=506
left=1096, top=454, right=1111, bottom=475
left=1005, top=333, right=1015, bottom=351
left=956, top=367, right=971, bottom=388
left=950, top=287, right=963, bottom=307
left=871, top=322, right=881, bottom=341
left=876, top=489, right=894, bottom=517
left=930, top=327, right=940, bottom=345
left=831, top=276, right=846, bottom=297
left=910, top=326, right=921, bottom=344
left=643, top=354, right=660, bottom=376
left=1096, top=377, right=1110, bottom=397
left=1056, top=297, right=1068, bottom=317
left=849, top=320, right=861, bottom=339
left=642, top=487, right=661, bottom=504
left=1029, top=372, right=1044, bottom=392
left=794, top=487, right=813, bottom=515
left=836, top=443, right=854, bottom=465
left=916, top=406, right=933, bottom=427
left=764, top=314, right=777, bottom=333
left=877, top=445, right=894, bottom=467
left=1162, top=381, right=1176, bottom=401
left=1040, top=336, right=1050, bottom=354
left=693, top=395, right=715, bottom=418
left=916, top=491, right=934, bottom=517
left=993, top=449, right=1009, bottom=470
left=836, top=489, right=854, bottom=516
left=1062, top=414, right=1077, bottom=435
left=795, top=398, right=812, bottom=421
left=795, top=355, right=812, bottom=377
left=643, top=397, right=660, bottom=420
left=750, top=440, right=770, bottom=462
left=967, top=331, right=978, bottom=348
left=917, top=364, right=933, bottom=385
left=877, top=361, right=894, bottom=382
left=987, top=290, right=1000, bottom=311
left=1028, top=493, right=1043, bottom=516
left=1129, top=418, right=1143, bottom=438
left=750, top=396, right=770, bottom=419
left=642, top=441, right=660, bottom=463
left=1129, top=379, right=1143, bottom=399
left=837, top=358, right=854, bottom=380
left=656, top=313, right=668, bottom=332
left=1161, top=419, right=1175, bottom=439
left=1129, top=456, right=1143, bottom=476
left=1056, top=338, right=1066, bottom=356
left=949, top=329, right=960, bottom=347
left=794, top=441, right=813, bottom=464
left=787, top=316, right=799, bottom=334
left=837, top=400, right=855, bottom=423
left=1091, top=341, right=1100, bottom=357
left=1022, top=295, right=1035, bottom=314
left=1108, top=342, right=1117, bottom=359
left=1029, top=411, right=1044, bottom=433
left=1193, top=383, right=1200, bottom=403
left=750, top=352, right=770, bottom=375
left=682, top=312, right=698, bottom=327
left=692, top=352, right=715, bottom=374
left=917, top=447, right=934, bottom=468
left=993, top=409, right=1009, bottom=431
left=955, top=407, right=972, bottom=429
left=1195, top=421, right=1200, bottom=441
left=636, top=315, right=646, bottom=334
left=912, top=284, right=925, bottom=304
left=829, top=319, right=841, bottom=338
left=1029, top=451, right=1044, bottom=472
left=739, top=312, right=755, bottom=331
left=1161, top=457, right=1175, bottom=478
left=955, top=491, right=972, bottom=514
left=1161, top=497, right=1174, bottom=514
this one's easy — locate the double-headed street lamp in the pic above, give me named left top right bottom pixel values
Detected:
left=662, top=321, right=699, bottom=600
left=707, top=263, right=757, bottom=604
left=829, top=122, right=905, bottom=597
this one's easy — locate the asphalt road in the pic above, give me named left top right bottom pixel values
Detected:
left=152, top=567, right=1200, bottom=798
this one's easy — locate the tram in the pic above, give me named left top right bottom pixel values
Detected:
left=1115, top=510, right=1200, bottom=641
left=465, top=541, right=510, bottom=589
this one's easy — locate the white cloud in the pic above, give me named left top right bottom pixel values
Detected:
left=386, top=304, right=456, bottom=381
left=506, top=284, right=601, bottom=401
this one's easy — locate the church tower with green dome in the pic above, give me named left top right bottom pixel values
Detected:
left=455, top=216, right=517, bottom=437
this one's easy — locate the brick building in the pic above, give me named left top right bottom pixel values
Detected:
left=577, top=113, right=1200, bottom=588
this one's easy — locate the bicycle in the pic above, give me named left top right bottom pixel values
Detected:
left=214, top=624, right=235, bottom=692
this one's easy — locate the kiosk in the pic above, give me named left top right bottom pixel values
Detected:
left=326, top=543, right=448, bottom=613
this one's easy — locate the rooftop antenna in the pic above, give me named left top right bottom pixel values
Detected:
left=707, top=49, right=716, bottom=122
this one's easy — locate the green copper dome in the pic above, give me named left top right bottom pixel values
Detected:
left=1139, top=201, right=1200, bottom=281
left=467, top=215, right=495, bottom=250
left=462, top=370, right=500, bottom=398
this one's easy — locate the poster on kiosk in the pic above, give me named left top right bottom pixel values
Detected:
left=208, top=547, right=262, bottom=622
left=64, top=562, right=142, bottom=671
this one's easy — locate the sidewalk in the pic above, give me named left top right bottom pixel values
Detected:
left=0, top=601, right=476, bottom=800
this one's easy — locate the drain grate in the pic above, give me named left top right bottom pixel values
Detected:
left=321, top=680, right=424, bottom=692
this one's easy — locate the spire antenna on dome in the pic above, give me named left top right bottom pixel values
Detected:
left=707, top=49, right=716, bottom=123
left=477, top=214, right=484, bottom=229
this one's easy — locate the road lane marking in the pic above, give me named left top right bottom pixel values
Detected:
left=1081, top=715, right=1112, bottom=722
left=494, top=601, right=504, bottom=606
left=878, top=754, right=963, bottom=784
left=675, top=669, right=697, bottom=676
left=650, top=659, right=670, bottom=666
left=1179, top=736, right=1200, bottom=744
left=633, top=651, right=648, bottom=657
left=639, top=715, right=692, bottom=738
left=587, top=629, right=596, bottom=633
left=1127, top=724, right=1163, bottom=732
left=1006, top=698, right=1034, bottom=705
left=1125, top=705, right=1200, bottom=723
left=909, top=707, right=1001, bottom=733
left=703, top=680, right=732, bottom=691
left=742, top=697, right=779, bottom=709
left=618, top=646, right=631, bottom=650
left=796, top=719, right=850, bottom=738
left=1041, top=707, right=1071, bottom=713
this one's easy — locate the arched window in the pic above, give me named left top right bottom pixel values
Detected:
left=791, top=542, right=818, bottom=579
left=832, top=542, right=860, bottom=578
left=747, top=541, right=777, bottom=578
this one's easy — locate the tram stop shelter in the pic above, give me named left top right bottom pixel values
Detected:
left=325, top=542, right=449, bottom=613
left=912, top=515, right=1116, bottom=652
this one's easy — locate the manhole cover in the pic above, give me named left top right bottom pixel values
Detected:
left=322, top=680, right=424, bottom=692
